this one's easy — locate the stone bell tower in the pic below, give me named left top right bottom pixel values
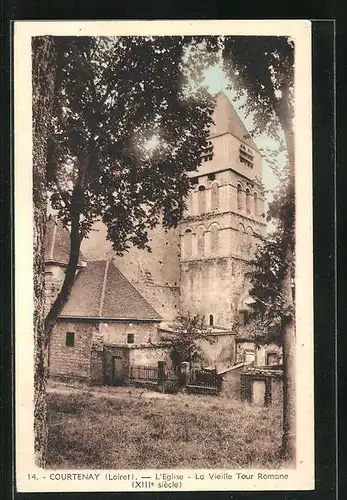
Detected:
left=179, top=92, right=266, bottom=329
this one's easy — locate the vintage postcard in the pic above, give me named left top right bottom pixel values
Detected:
left=14, top=20, right=314, bottom=492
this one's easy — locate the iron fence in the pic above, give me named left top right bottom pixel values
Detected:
left=186, top=368, right=222, bottom=393
left=129, top=365, right=158, bottom=382
left=128, top=364, right=221, bottom=394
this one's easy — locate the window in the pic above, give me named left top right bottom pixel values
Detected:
left=198, top=185, right=206, bottom=214
left=201, top=141, right=214, bottom=162
left=267, top=353, right=279, bottom=366
left=239, top=144, right=254, bottom=168
left=209, top=314, right=214, bottom=326
left=246, top=188, right=251, bottom=213
left=245, top=350, right=256, bottom=363
left=184, top=228, right=192, bottom=258
left=127, top=333, right=135, bottom=344
left=254, top=192, right=258, bottom=216
left=211, top=182, right=219, bottom=211
left=237, top=184, right=242, bottom=210
left=210, top=224, right=219, bottom=254
left=208, top=172, right=216, bottom=181
left=65, top=332, right=75, bottom=347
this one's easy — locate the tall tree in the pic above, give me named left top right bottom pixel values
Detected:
left=244, top=174, right=295, bottom=344
left=43, top=36, right=217, bottom=343
left=222, top=36, right=295, bottom=459
left=32, top=35, right=218, bottom=466
left=32, top=36, right=59, bottom=467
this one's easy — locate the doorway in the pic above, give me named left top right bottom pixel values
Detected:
left=112, top=356, right=124, bottom=386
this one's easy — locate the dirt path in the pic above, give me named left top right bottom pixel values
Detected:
left=47, top=381, right=172, bottom=400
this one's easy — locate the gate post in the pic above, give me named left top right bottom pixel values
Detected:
left=180, top=361, right=190, bottom=387
left=123, top=348, right=131, bottom=386
left=158, top=361, right=166, bottom=384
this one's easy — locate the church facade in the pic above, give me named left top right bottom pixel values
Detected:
left=46, top=92, right=271, bottom=383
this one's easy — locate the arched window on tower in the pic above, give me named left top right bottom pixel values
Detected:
left=211, top=182, right=219, bottom=211
left=184, top=228, right=192, bottom=259
left=198, top=185, right=206, bottom=214
left=209, top=314, right=214, bottom=327
left=210, top=224, right=219, bottom=255
left=254, top=192, right=258, bottom=216
left=196, top=226, right=205, bottom=257
left=246, top=188, right=251, bottom=213
left=237, top=184, right=242, bottom=211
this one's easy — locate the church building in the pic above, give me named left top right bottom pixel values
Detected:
left=46, top=92, right=271, bottom=384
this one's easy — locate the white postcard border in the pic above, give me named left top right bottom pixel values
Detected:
left=14, top=19, right=314, bottom=492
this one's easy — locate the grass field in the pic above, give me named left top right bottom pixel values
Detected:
left=46, top=385, right=287, bottom=469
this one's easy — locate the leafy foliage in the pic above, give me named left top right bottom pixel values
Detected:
left=221, top=36, right=296, bottom=338
left=168, top=313, right=210, bottom=368
left=222, top=35, right=296, bottom=459
left=222, top=36, right=294, bottom=147
left=246, top=173, right=295, bottom=338
left=48, top=36, right=218, bottom=253
left=42, top=35, right=219, bottom=335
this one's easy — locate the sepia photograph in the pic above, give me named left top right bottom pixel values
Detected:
left=15, top=20, right=314, bottom=492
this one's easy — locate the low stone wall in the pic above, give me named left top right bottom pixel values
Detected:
left=219, top=362, right=253, bottom=399
left=103, top=343, right=172, bottom=385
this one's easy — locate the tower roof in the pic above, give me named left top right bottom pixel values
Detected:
left=210, top=92, right=258, bottom=151
left=45, top=215, right=85, bottom=267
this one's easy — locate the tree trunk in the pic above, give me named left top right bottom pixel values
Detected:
left=280, top=244, right=296, bottom=460
left=32, top=36, right=57, bottom=467
left=278, top=92, right=296, bottom=461
left=44, top=211, right=82, bottom=345
left=44, top=156, right=88, bottom=346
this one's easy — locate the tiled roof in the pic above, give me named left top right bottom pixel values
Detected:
left=60, top=259, right=162, bottom=321
left=45, top=215, right=85, bottom=266
left=210, top=92, right=258, bottom=151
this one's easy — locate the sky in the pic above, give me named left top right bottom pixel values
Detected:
left=202, top=63, right=284, bottom=198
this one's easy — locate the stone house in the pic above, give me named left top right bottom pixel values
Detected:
left=235, top=337, right=283, bottom=367
left=45, top=217, right=171, bottom=384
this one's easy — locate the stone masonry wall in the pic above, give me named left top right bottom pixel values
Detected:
left=100, top=321, right=160, bottom=344
left=103, top=345, right=172, bottom=384
left=129, top=345, right=172, bottom=367
left=48, top=321, right=96, bottom=380
left=180, top=256, right=251, bottom=329
left=198, top=333, right=236, bottom=368
left=44, top=264, right=66, bottom=315
left=236, top=341, right=283, bottom=367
